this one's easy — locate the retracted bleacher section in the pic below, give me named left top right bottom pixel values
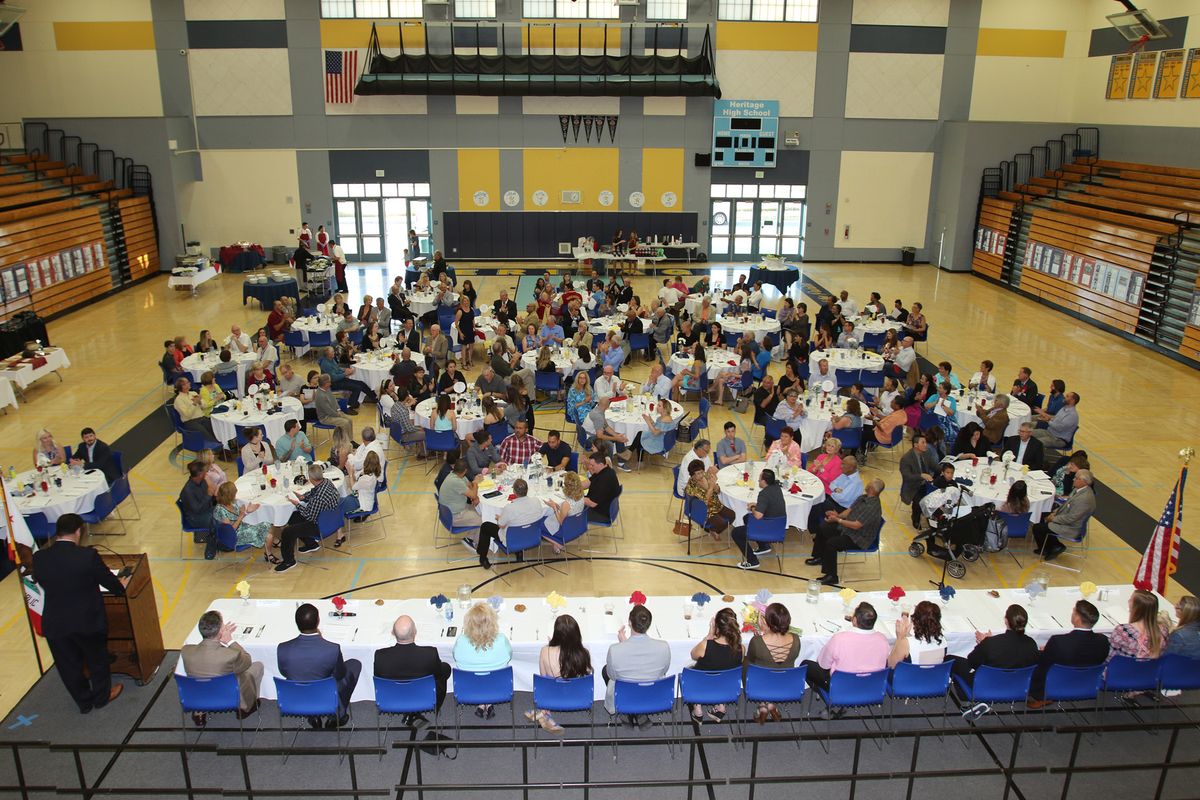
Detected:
left=0, top=123, right=160, bottom=324
left=972, top=128, right=1200, bottom=369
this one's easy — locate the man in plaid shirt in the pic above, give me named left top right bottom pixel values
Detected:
left=498, top=420, right=543, bottom=465
left=275, top=463, right=343, bottom=572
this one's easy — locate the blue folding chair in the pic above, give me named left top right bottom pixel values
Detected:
left=679, top=668, right=743, bottom=735
left=494, top=519, right=550, bottom=579
left=888, top=661, right=953, bottom=734
left=1042, top=664, right=1105, bottom=712
left=724, top=331, right=741, bottom=348
left=679, top=495, right=728, bottom=557
left=109, top=474, right=140, bottom=522
left=308, top=331, right=333, bottom=353
left=567, top=451, right=579, bottom=472
left=762, top=416, right=785, bottom=448
left=423, top=429, right=459, bottom=474
left=176, top=673, right=254, bottom=745
left=486, top=421, right=512, bottom=446
left=176, top=499, right=211, bottom=559
left=612, top=676, right=676, bottom=760
left=214, top=371, right=239, bottom=398
left=179, top=429, right=224, bottom=470
left=628, top=332, right=651, bottom=359
left=1158, top=654, right=1200, bottom=693
left=745, top=514, right=788, bottom=570
left=534, top=370, right=564, bottom=404
left=817, top=668, right=890, bottom=750
left=668, top=465, right=685, bottom=521
left=860, top=369, right=885, bottom=389
left=743, top=664, right=809, bottom=745
left=836, top=368, right=861, bottom=388
left=838, top=518, right=884, bottom=582
left=80, top=490, right=125, bottom=537
left=531, top=674, right=596, bottom=747
left=235, top=456, right=246, bottom=477
left=862, top=332, right=885, bottom=352
left=586, top=485, right=624, bottom=551
left=832, top=427, right=862, bottom=453
left=282, top=330, right=306, bottom=359
left=544, top=511, right=588, bottom=571
left=374, top=675, right=438, bottom=755
left=340, top=482, right=386, bottom=550
left=679, top=370, right=709, bottom=403
left=274, top=676, right=347, bottom=761
left=23, top=512, right=54, bottom=543
left=996, top=511, right=1032, bottom=566
left=453, top=667, right=515, bottom=741
left=954, top=665, right=1036, bottom=727
left=1102, top=656, right=1161, bottom=710
left=873, top=423, right=905, bottom=467
left=435, top=501, right=478, bottom=560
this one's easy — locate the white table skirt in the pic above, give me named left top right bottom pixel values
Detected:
left=290, top=317, right=341, bottom=357
left=181, top=585, right=1143, bottom=702
left=233, top=466, right=347, bottom=527
left=587, top=316, right=651, bottom=336
left=846, top=316, right=905, bottom=336
left=956, top=394, right=1032, bottom=439
left=476, top=465, right=569, bottom=525
left=716, top=462, right=825, bottom=527
left=415, top=397, right=485, bottom=439
left=520, top=349, right=576, bottom=374
left=808, top=348, right=886, bottom=376
left=168, top=267, right=218, bottom=292
left=211, top=397, right=304, bottom=444
left=0, top=347, right=72, bottom=390
left=13, top=468, right=108, bottom=522
left=182, top=352, right=256, bottom=396
left=670, top=348, right=740, bottom=380
left=717, top=315, right=780, bottom=343
left=409, top=291, right=457, bottom=317
left=350, top=355, right=394, bottom=397
left=0, top=378, right=17, bottom=411
left=599, top=397, right=686, bottom=439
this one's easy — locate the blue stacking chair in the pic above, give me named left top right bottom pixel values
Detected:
left=374, top=675, right=438, bottom=755
left=996, top=511, right=1032, bottom=566
left=109, top=474, right=140, bottom=522
left=1158, top=654, right=1200, bottom=693
left=214, top=371, right=239, bottom=398
left=751, top=350, right=773, bottom=383
left=567, top=451, right=579, bottom=472
left=1042, top=518, right=1089, bottom=572
left=534, top=370, right=564, bottom=404
left=435, top=501, right=477, bottom=561
left=80, top=490, right=125, bottom=537
left=817, top=669, right=890, bottom=750
left=235, top=456, right=246, bottom=477
left=762, top=416, right=785, bottom=448
left=531, top=675, right=596, bottom=747
left=679, top=495, right=728, bottom=557
left=724, top=331, right=741, bottom=348
left=341, top=482, right=386, bottom=549
left=954, top=665, right=1036, bottom=726
left=486, top=421, right=512, bottom=446
left=838, top=518, right=884, bottom=582
left=423, top=429, right=459, bottom=474
left=210, top=521, right=259, bottom=569
left=494, top=519, right=548, bottom=579
left=179, top=429, right=223, bottom=470
left=586, top=485, right=624, bottom=551
left=679, top=668, right=743, bottom=735
left=235, top=424, right=267, bottom=446
left=628, top=332, right=651, bottom=359
left=24, top=512, right=54, bottom=543
left=1102, top=656, right=1161, bottom=710
left=862, top=332, right=885, bottom=352
left=873, top=424, right=905, bottom=467
left=274, top=676, right=347, bottom=761
left=307, top=331, right=333, bottom=354
left=1042, top=664, right=1105, bottom=713
left=164, top=404, right=185, bottom=443
left=668, top=465, right=685, bottom=521
left=348, top=328, right=364, bottom=346
left=574, top=421, right=592, bottom=451
left=282, top=330, right=306, bottom=359
left=832, top=427, right=862, bottom=453
left=612, top=676, right=676, bottom=760
left=316, top=506, right=344, bottom=542
left=679, top=370, right=708, bottom=403
left=743, top=664, right=809, bottom=745
left=544, top=511, right=588, bottom=572
left=745, top=515, right=788, bottom=570
left=176, top=499, right=211, bottom=559
left=860, top=369, right=885, bottom=389
left=453, top=667, right=515, bottom=741
left=176, top=673, right=253, bottom=745
left=888, top=661, right=953, bottom=734
left=836, top=368, right=860, bottom=388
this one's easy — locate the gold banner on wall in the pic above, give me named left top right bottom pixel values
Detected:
left=1106, top=54, right=1133, bottom=99
left=1153, top=49, right=1185, bottom=98
left=1128, top=50, right=1158, bottom=99
left=1183, top=47, right=1200, bottom=99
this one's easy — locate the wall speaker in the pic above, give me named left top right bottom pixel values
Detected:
left=694, top=153, right=711, bottom=168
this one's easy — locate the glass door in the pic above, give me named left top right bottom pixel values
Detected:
left=757, top=201, right=781, bottom=256
left=708, top=184, right=806, bottom=261
left=334, top=199, right=385, bottom=262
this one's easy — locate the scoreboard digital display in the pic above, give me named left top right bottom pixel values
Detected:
left=712, top=100, right=779, bottom=169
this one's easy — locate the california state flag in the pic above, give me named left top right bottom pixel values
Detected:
left=2, top=477, right=44, bottom=635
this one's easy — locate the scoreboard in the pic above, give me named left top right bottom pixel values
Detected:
left=712, top=100, right=779, bottom=169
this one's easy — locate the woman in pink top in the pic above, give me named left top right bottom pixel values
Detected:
left=807, top=436, right=842, bottom=493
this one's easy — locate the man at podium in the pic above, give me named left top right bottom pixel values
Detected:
left=32, top=513, right=131, bottom=714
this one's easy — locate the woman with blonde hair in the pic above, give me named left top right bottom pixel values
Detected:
left=33, top=429, right=67, bottom=468
left=1166, top=596, right=1200, bottom=659
left=1108, top=589, right=1170, bottom=664
left=565, top=371, right=594, bottom=425
left=335, top=450, right=381, bottom=547
left=329, top=426, right=353, bottom=472
left=213, top=481, right=278, bottom=563
left=198, top=449, right=227, bottom=495
left=453, top=603, right=513, bottom=718
left=198, top=371, right=226, bottom=414
left=542, top=472, right=586, bottom=552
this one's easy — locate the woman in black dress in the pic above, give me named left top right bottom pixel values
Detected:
left=688, top=607, right=744, bottom=723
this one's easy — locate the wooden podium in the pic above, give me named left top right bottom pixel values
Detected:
left=100, top=553, right=164, bottom=685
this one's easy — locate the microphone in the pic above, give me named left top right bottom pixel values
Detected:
left=90, top=541, right=127, bottom=569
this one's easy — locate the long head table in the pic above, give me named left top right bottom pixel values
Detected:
left=183, top=585, right=1141, bottom=703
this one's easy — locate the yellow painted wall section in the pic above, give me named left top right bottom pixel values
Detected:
left=53, top=21, right=155, bottom=50
left=641, top=148, right=685, bottom=213
left=521, top=23, right=622, bottom=50
left=320, top=20, right=424, bottom=49
left=457, top=150, right=501, bottom=211
left=976, top=27, right=1067, bottom=58
left=523, top=149, right=619, bottom=211
left=716, top=22, right=818, bottom=52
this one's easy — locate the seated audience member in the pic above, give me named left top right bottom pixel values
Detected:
left=213, top=481, right=276, bottom=560
left=637, top=403, right=678, bottom=457
left=528, top=614, right=593, bottom=733
left=1032, top=469, right=1095, bottom=560
left=439, top=458, right=483, bottom=537
left=498, top=419, right=543, bottom=465
left=197, top=371, right=225, bottom=415
left=1027, top=600, right=1110, bottom=705
left=968, top=360, right=997, bottom=393
left=275, top=419, right=313, bottom=463
left=765, top=426, right=804, bottom=468
left=1011, top=367, right=1039, bottom=409
left=998, top=480, right=1030, bottom=517
left=687, top=607, right=744, bottom=722
left=951, top=604, right=1039, bottom=695
left=952, top=422, right=989, bottom=458
left=314, top=374, right=355, bottom=437
left=225, top=325, right=252, bottom=354
left=541, top=472, right=587, bottom=550
left=745, top=603, right=802, bottom=723
left=593, top=365, right=623, bottom=402
left=582, top=449, right=621, bottom=524
left=887, top=601, right=946, bottom=668
left=374, top=615, right=452, bottom=726
left=754, top=375, right=781, bottom=419
left=161, top=340, right=187, bottom=382
left=274, top=464, right=343, bottom=573
left=348, top=426, right=386, bottom=475
left=1166, top=596, right=1200, bottom=659
left=603, top=604, right=671, bottom=718
left=873, top=397, right=906, bottom=446
left=173, top=378, right=217, bottom=437
left=806, top=479, right=884, bottom=586
left=587, top=398, right=634, bottom=471
left=1033, top=392, right=1080, bottom=450
left=975, top=394, right=1009, bottom=448
left=730, top=468, right=786, bottom=570
left=675, top=439, right=713, bottom=496
left=465, top=430, right=501, bottom=480
left=70, top=427, right=120, bottom=482
left=802, top=602, right=889, bottom=712
left=1002, top=422, right=1044, bottom=471
left=1108, top=589, right=1169, bottom=664
left=1038, top=378, right=1068, bottom=419
left=213, top=349, right=238, bottom=375
left=180, top=610, right=264, bottom=723
left=641, top=363, right=673, bottom=400
left=715, top=421, right=747, bottom=466
left=538, top=430, right=572, bottom=472
left=808, top=436, right=843, bottom=493
left=276, top=363, right=305, bottom=399
left=277, top=603, right=361, bottom=727
left=684, top=459, right=735, bottom=537
left=476, top=477, right=545, bottom=567
left=805, top=455, right=863, bottom=533
left=239, top=427, right=275, bottom=472
left=773, top=389, right=807, bottom=427
left=179, top=461, right=215, bottom=538
left=453, top=603, right=512, bottom=718
left=904, top=302, right=927, bottom=338
left=319, top=346, right=376, bottom=410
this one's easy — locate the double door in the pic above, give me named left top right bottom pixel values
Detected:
left=709, top=198, right=805, bottom=261
left=334, top=197, right=430, bottom=263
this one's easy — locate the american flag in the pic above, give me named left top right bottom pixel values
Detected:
left=325, top=49, right=358, bottom=104
left=1134, top=463, right=1187, bottom=594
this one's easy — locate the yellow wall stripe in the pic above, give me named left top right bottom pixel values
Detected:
left=641, top=148, right=685, bottom=212
left=320, top=20, right=424, bottom=49
left=54, top=21, right=155, bottom=51
left=523, top=149, right=619, bottom=211
left=521, top=23, right=622, bottom=51
left=716, top=22, right=818, bottom=52
left=976, top=28, right=1066, bottom=58
left=457, top=149, right=501, bottom=211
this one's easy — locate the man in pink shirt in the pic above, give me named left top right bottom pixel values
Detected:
left=803, top=602, right=889, bottom=717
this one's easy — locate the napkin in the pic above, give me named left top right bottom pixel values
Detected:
left=838, top=588, right=857, bottom=605
left=754, top=588, right=772, bottom=605
left=612, top=395, right=627, bottom=403
left=727, top=360, right=737, bottom=366
left=939, top=586, right=956, bottom=602
left=507, top=494, right=517, bottom=501
left=788, top=484, right=800, bottom=494
left=1024, top=582, right=1045, bottom=599
left=690, top=592, right=711, bottom=606
left=887, top=586, right=906, bottom=602
left=1079, top=581, right=1097, bottom=597
left=629, top=590, right=647, bottom=605
left=430, top=593, right=449, bottom=609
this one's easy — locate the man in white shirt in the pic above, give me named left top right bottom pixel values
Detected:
left=640, top=364, right=672, bottom=400
left=226, top=325, right=251, bottom=353
left=838, top=290, right=858, bottom=319
left=254, top=331, right=278, bottom=365
left=594, top=365, right=623, bottom=401
left=809, top=359, right=837, bottom=393
left=657, top=278, right=682, bottom=310
left=835, top=322, right=857, bottom=348
left=747, top=283, right=764, bottom=309
left=892, top=337, right=916, bottom=377
left=474, top=479, right=545, bottom=563
left=676, top=439, right=713, bottom=496
left=348, top=427, right=387, bottom=476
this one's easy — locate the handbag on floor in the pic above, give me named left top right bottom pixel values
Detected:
left=672, top=506, right=692, bottom=537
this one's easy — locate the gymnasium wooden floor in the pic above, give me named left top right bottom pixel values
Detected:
left=0, top=260, right=1195, bottom=716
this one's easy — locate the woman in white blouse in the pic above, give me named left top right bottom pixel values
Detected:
left=969, top=359, right=998, bottom=393
left=887, top=600, right=947, bottom=667
left=239, top=427, right=275, bottom=473
left=541, top=472, right=586, bottom=553
left=336, top=450, right=381, bottom=547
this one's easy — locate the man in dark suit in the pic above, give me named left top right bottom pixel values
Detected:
left=492, top=290, right=518, bottom=323
left=1011, top=367, right=1039, bottom=410
left=71, top=427, right=120, bottom=483
left=277, top=603, right=361, bottom=728
left=374, top=615, right=451, bottom=727
left=31, top=513, right=129, bottom=713
left=898, top=432, right=938, bottom=529
left=951, top=604, right=1039, bottom=700
left=1002, top=423, right=1044, bottom=472
left=396, top=318, right=421, bottom=352
left=1028, top=600, right=1110, bottom=705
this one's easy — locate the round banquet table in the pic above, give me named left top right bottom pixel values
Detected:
left=242, top=278, right=298, bottom=310
left=350, top=351, right=397, bottom=395
left=955, top=393, right=1031, bottom=439
left=669, top=348, right=740, bottom=380
left=920, top=457, right=1056, bottom=522
left=783, top=394, right=854, bottom=453
left=601, top=396, right=686, bottom=439
left=717, top=314, right=780, bottom=343
left=748, top=262, right=800, bottom=294
left=13, top=467, right=109, bottom=523
left=232, top=464, right=348, bottom=527
left=409, top=290, right=458, bottom=317
left=846, top=316, right=905, bottom=336
left=586, top=315, right=650, bottom=336
left=716, top=462, right=825, bottom=527
left=458, top=313, right=502, bottom=345
left=415, top=395, right=489, bottom=439
left=520, top=348, right=576, bottom=374
left=476, top=464, right=571, bottom=525
left=211, top=396, right=304, bottom=444
left=808, top=348, right=885, bottom=378
left=684, top=293, right=719, bottom=318
left=290, top=316, right=341, bottom=356
left=181, top=351, right=258, bottom=396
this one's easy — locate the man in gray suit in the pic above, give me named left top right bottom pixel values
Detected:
left=603, top=604, right=671, bottom=723
left=1032, top=469, right=1096, bottom=560
left=899, top=432, right=938, bottom=529
left=180, top=610, right=265, bottom=725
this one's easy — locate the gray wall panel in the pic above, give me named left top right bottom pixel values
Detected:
left=849, top=25, right=946, bottom=54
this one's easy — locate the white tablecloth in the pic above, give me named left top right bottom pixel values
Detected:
left=716, top=462, right=825, bottom=528
left=684, top=294, right=718, bottom=318
left=775, top=394, right=849, bottom=453
left=520, top=348, right=576, bottom=374
left=809, top=348, right=886, bottom=377
left=458, top=313, right=503, bottom=346
left=956, top=393, right=1032, bottom=439
left=350, top=352, right=396, bottom=396
left=409, top=290, right=458, bottom=317
left=0, top=378, right=17, bottom=411
left=600, top=396, right=686, bottom=438
left=232, top=465, right=347, bottom=527
left=846, top=316, right=904, bottom=336
left=211, top=397, right=304, bottom=444
left=669, top=348, right=740, bottom=381
left=167, top=267, right=218, bottom=293
left=12, top=467, right=108, bottom=522
left=921, top=459, right=1056, bottom=521
left=717, top=314, right=779, bottom=343
left=586, top=315, right=650, bottom=336
left=181, top=351, right=257, bottom=396
left=476, top=464, right=569, bottom=525
left=291, top=316, right=341, bottom=357
left=182, top=585, right=1142, bottom=702
left=415, top=396, right=486, bottom=439
left=0, top=347, right=71, bottom=390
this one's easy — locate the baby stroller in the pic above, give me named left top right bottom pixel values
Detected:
left=908, top=489, right=995, bottom=580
